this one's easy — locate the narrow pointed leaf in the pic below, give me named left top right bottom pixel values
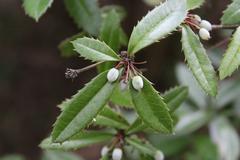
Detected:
left=94, top=106, right=129, bottom=129
left=163, top=86, right=188, bottom=112
left=176, top=63, right=206, bottom=108
left=110, top=83, right=134, bottom=108
left=128, top=0, right=187, bottom=55
left=125, top=137, right=157, bottom=156
left=187, top=0, right=205, bottom=10
left=219, top=27, right=240, bottom=79
left=181, top=25, right=218, bottom=96
left=130, top=77, right=173, bottom=133
left=52, top=71, right=118, bottom=142
left=221, top=0, right=240, bottom=25
left=64, top=0, right=101, bottom=35
left=97, top=9, right=124, bottom=72
left=127, top=85, right=187, bottom=134
left=0, top=155, right=25, bottom=160
left=217, top=78, right=240, bottom=108
left=175, top=110, right=210, bottom=135
left=40, top=131, right=114, bottom=151
left=210, top=116, right=240, bottom=160
left=42, top=151, right=84, bottom=160
left=72, top=37, right=120, bottom=62
left=23, top=0, right=53, bottom=21
left=58, top=32, right=85, bottom=58
left=126, top=118, right=147, bottom=135
left=100, top=10, right=121, bottom=52
left=101, top=5, right=127, bottom=21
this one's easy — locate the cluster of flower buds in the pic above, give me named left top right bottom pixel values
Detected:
left=193, top=15, right=212, bottom=40
left=101, top=146, right=123, bottom=160
left=107, top=68, right=144, bottom=91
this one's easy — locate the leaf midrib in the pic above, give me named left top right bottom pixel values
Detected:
left=139, top=89, right=169, bottom=132
left=184, top=30, right=212, bottom=91
left=75, top=43, right=119, bottom=61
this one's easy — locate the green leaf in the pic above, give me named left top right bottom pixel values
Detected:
left=97, top=9, right=123, bottom=73
left=52, top=71, right=118, bottom=142
left=119, top=28, right=129, bottom=46
left=101, top=5, right=127, bottom=22
left=126, top=117, right=148, bottom=135
left=216, top=78, right=240, bottom=108
left=126, top=85, right=187, bottom=134
left=41, top=151, right=84, bottom=160
left=176, top=63, right=206, bottom=108
left=100, top=10, right=121, bottom=52
left=72, top=37, right=121, bottom=62
left=130, top=77, right=173, bottom=133
left=58, top=32, right=85, bottom=58
left=175, top=110, right=210, bottom=135
left=190, top=135, right=219, bottom=160
left=40, top=131, right=114, bottom=151
left=94, top=106, right=129, bottom=129
left=181, top=25, right=218, bottom=96
left=128, top=0, right=187, bottom=55
left=210, top=116, right=240, bottom=160
left=0, top=155, right=25, bottom=160
left=64, top=0, right=101, bottom=36
left=221, top=0, right=240, bottom=25
left=126, top=137, right=157, bottom=156
left=219, top=27, right=240, bottom=79
left=149, top=134, right=190, bottom=157
left=163, top=86, right=188, bottom=113
left=110, top=83, right=134, bottom=108
left=23, top=0, right=53, bottom=21
left=187, top=0, right=205, bottom=10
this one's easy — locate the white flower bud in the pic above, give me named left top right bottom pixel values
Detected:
left=101, top=146, right=109, bottom=157
left=112, top=148, right=123, bottom=160
left=132, top=76, right=144, bottom=90
left=200, top=20, right=212, bottom=31
left=193, top=15, right=201, bottom=22
left=120, top=80, right=128, bottom=91
left=154, top=150, right=164, bottom=160
left=199, top=28, right=211, bottom=40
left=107, top=68, right=119, bottom=82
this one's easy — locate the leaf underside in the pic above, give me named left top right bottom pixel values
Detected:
left=72, top=37, right=120, bottom=62
left=219, top=27, right=240, bottom=80
left=130, top=77, right=173, bottom=133
left=181, top=25, right=218, bottom=96
left=94, top=106, right=129, bottom=129
left=40, top=131, right=114, bottom=151
left=126, top=137, right=157, bottom=156
left=128, top=0, right=187, bottom=55
left=23, top=0, right=53, bottom=21
left=52, top=71, right=117, bottom=142
left=221, top=0, right=240, bottom=25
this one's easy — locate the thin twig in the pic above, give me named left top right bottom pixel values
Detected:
left=209, top=38, right=230, bottom=50
left=212, top=24, right=240, bottom=30
left=65, top=61, right=103, bottom=79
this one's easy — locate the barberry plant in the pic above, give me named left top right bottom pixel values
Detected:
left=22, top=0, right=240, bottom=159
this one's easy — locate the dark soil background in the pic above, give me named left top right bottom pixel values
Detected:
left=0, top=0, right=229, bottom=159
